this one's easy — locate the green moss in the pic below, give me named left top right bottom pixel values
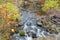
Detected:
left=19, top=30, right=25, bottom=36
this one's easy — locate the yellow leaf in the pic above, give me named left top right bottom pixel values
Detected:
left=11, top=29, right=15, bottom=32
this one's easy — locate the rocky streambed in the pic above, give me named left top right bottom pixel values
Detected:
left=10, top=9, right=60, bottom=40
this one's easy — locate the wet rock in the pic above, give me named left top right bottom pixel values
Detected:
left=26, top=31, right=31, bottom=37
left=36, top=22, right=43, bottom=27
left=52, top=16, right=57, bottom=18
left=31, top=32, right=37, bottom=38
left=50, top=16, right=60, bottom=25
left=26, top=22, right=32, bottom=26
left=55, top=32, right=58, bottom=34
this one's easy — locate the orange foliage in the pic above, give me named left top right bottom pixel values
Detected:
left=0, top=7, right=6, bottom=16
left=0, top=7, right=11, bottom=28
left=0, top=3, right=20, bottom=28
left=0, top=7, right=11, bottom=23
left=8, top=21, right=19, bottom=27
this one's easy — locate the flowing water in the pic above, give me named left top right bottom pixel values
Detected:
left=10, top=8, right=60, bottom=40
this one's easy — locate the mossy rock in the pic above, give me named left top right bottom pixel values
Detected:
left=19, top=30, right=25, bottom=36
